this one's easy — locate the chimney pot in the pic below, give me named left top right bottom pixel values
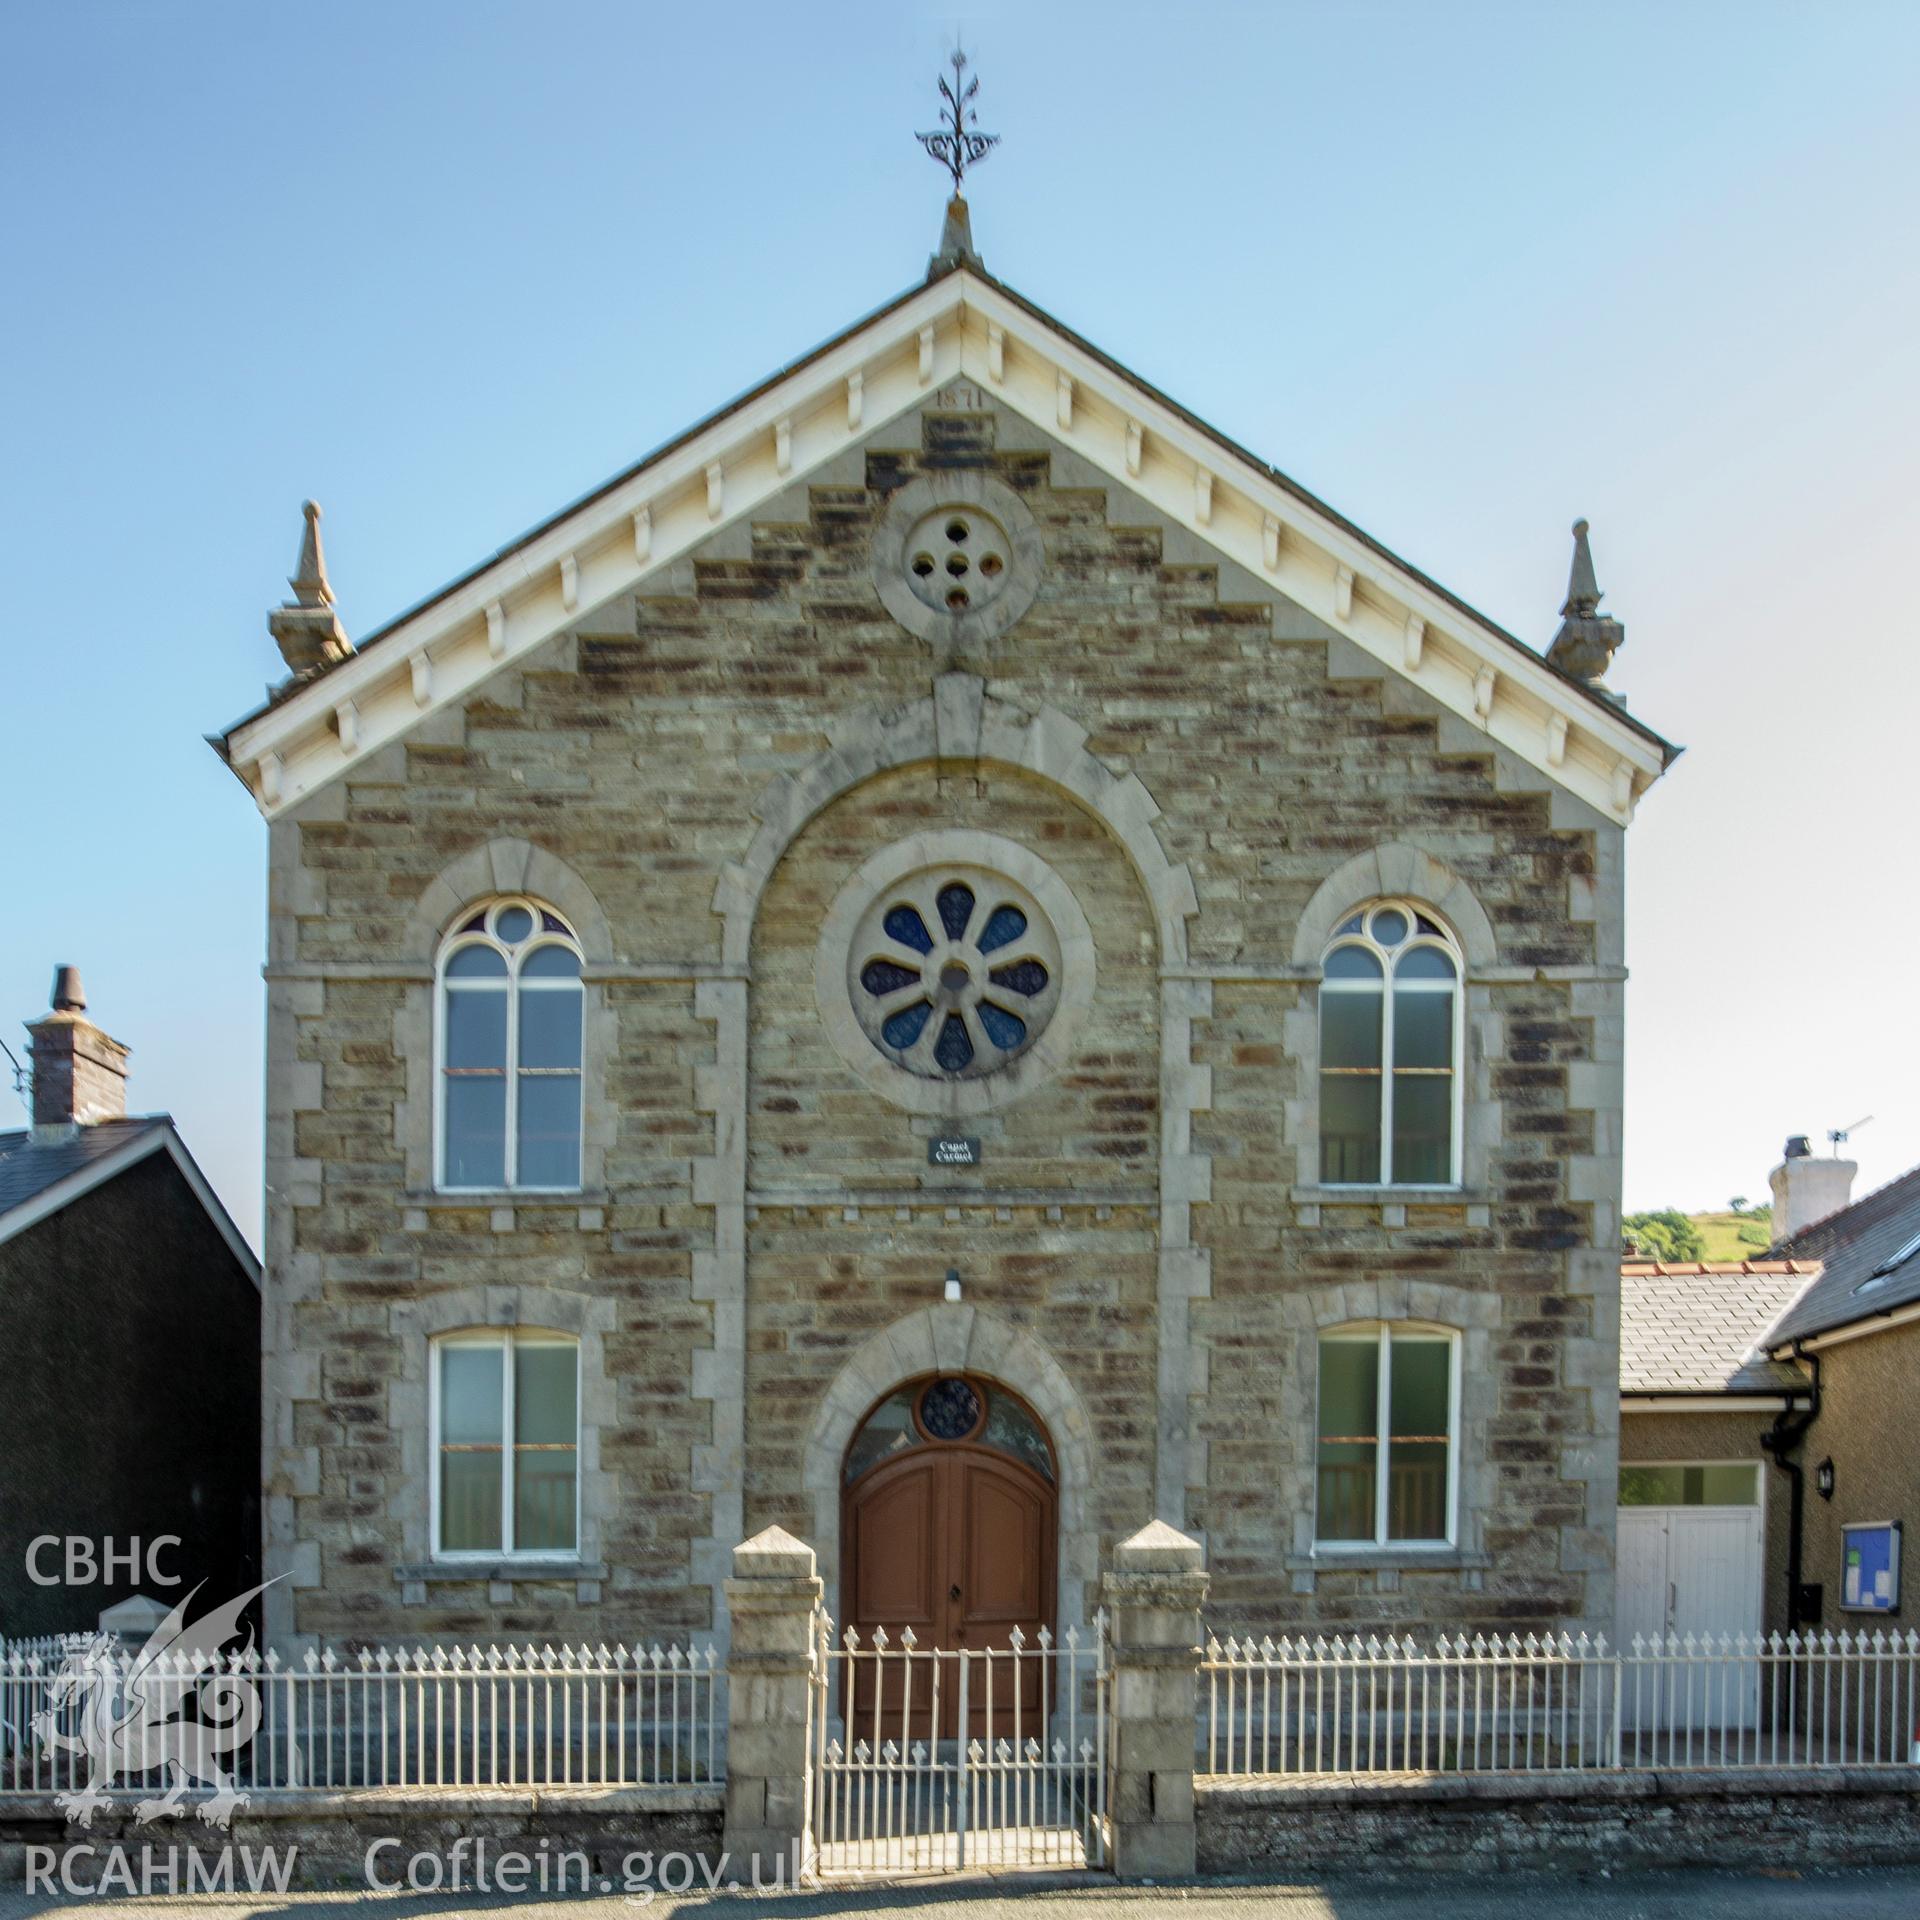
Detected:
left=24, top=966, right=130, bottom=1136
left=1770, top=1138, right=1855, bottom=1241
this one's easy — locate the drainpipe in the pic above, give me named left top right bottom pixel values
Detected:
left=1760, top=1340, right=1822, bottom=1629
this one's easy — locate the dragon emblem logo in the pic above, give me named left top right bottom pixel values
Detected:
left=33, top=1580, right=277, bottom=1829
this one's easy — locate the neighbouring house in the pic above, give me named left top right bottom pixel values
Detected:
left=1617, top=1136, right=1920, bottom=1654
left=211, top=191, right=1677, bottom=1656
left=1617, top=1257, right=1819, bottom=1646
left=0, top=969, right=261, bottom=1638
left=1761, top=1149, right=1920, bottom=1632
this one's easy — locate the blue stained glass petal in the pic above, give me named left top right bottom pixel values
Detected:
left=937, top=883, right=975, bottom=941
left=861, top=959, right=922, bottom=997
left=884, top=905, right=934, bottom=953
left=978, top=905, right=1028, bottom=953
left=977, top=1001, right=1027, bottom=1051
left=988, top=959, right=1049, bottom=997
left=881, top=1001, right=933, bottom=1049
left=934, top=1012, right=974, bottom=1072
left=458, top=910, right=488, bottom=934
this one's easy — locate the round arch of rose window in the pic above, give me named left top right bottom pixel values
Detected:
left=850, top=866, right=1062, bottom=1081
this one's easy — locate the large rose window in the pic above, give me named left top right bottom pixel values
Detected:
left=848, top=868, right=1062, bottom=1081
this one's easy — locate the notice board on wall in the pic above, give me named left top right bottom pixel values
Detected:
left=1841, top=1521, right=1902, bottom=1613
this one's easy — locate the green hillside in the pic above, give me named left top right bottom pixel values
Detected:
left=1690, top=1209, right=1776, bottom=1260
left=1623, top=1205, right=1774, bottom=1261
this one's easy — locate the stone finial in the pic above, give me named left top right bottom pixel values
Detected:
left=1561, top=517, right=1601, bottom=619
left=928, top=194, right=984, bottom=279
left=729, top=1524, right=817, bottom=1580
left=1545, top=517, right=1625, bottom=698
left=289, top=498, right=334, bottom=609
left=1112, top=1518, right=1205, bottom=1574
left=269, top=499, right=353, bottom=683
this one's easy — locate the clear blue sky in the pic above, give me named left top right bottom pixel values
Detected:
left=4, top=2, right=1916, bottom=1247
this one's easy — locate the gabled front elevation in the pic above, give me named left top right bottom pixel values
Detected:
left=216, top=217, right=1673, bottom=831
left=217, top=198, right=1675, bottom=1653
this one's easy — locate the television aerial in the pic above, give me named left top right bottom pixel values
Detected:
left=1829, top=1116, right=1873, bottom=1154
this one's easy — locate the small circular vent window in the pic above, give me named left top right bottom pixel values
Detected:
left=872, top=472, right=1042, bottom=649
left=903, top=505, right=1011, bottom=616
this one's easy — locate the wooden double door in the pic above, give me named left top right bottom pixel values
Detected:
left=842, top=1392, right=1056, bottom=1739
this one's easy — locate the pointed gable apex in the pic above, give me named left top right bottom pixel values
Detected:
left=215, top=264, right=1678, bottom=824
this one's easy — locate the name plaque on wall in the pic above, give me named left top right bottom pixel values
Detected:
left=928, top=1137, right=982, bottom=1167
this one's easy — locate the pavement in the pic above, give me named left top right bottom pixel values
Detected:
left=1, top=1866, right=1915, bottom=1919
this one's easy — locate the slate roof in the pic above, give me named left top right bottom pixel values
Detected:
left=1620, top=1262, right=1820, bottom=1395
left=1764, top=1164, right=1920, bottom=1346
left=0, top=1115, right=172, bottom=1221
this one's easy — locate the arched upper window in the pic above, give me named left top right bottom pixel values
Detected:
left=436, top=899, right=583, bottom=1192
left=1319, top=899, right=1461, bottom=1187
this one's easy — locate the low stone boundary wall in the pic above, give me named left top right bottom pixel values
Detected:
left=1198, top=1767, right=1920, bottom=1876
left=0, top=1786, right=727, bottom=1893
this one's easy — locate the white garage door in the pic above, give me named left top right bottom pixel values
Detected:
left=1617, top=1462, right=1764, bottom=1731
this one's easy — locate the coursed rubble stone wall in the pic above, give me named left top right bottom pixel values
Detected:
left=1196, top=1768, right=1920, bottom=1875
left=262, top=387, right=1625, bottom=1649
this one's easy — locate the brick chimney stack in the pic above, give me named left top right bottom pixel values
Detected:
left=1769, top=1134, right=1856, bottom=1242
left=25, top=966, right=129, bottom=1139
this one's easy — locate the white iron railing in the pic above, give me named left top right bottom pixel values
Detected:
left=812, top=1616, right=1109, bottom=1874
left=1203, top=1629, right=1920, bottom=1776
left=0, top=1634, right=112, bottom=1778
left=0, top=1639, right=724, bottom=1796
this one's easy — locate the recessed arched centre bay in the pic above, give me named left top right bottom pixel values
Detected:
left=738, top=726, right=1169, bottom=1637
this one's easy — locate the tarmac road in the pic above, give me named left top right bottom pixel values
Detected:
left=1, top=1865, right=1914, bottom=1919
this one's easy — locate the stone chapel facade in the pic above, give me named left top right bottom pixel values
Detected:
left=218, top=208, right=1673, bottom=1654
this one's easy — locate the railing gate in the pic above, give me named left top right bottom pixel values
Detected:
left=809, top=1612, right=1110, bottom=1875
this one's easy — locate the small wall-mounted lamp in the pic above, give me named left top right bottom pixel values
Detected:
left=944, top=1267, right=962, bottom=1303
left=1816, top=1457, right=1836, bottom=1501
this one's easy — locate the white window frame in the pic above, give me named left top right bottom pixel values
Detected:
left=433, top=897, right=584, bottom=1193
left=428, top=1329, right=583, bottom=1561
left=1319, top=898, right=1465, bottom=1189
left=1313, top=1321, right=1463, bottom=1551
